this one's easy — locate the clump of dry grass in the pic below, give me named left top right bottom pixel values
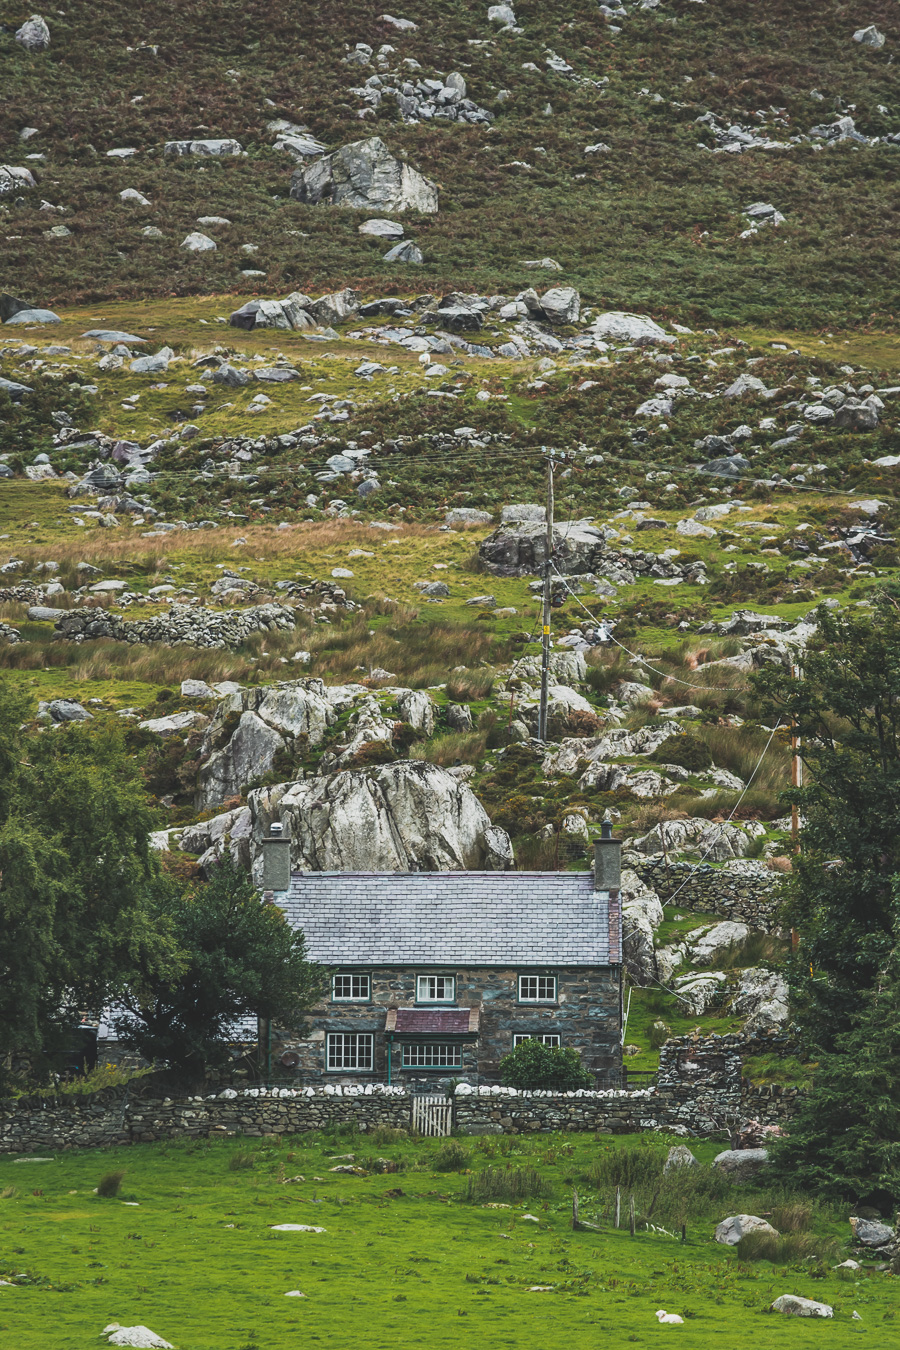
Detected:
left=423, top=731, right=489, bottom=766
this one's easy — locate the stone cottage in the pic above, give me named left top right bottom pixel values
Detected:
left=260, top=822, right=624, bottom=1087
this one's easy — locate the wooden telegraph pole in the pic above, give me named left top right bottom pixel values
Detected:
left=538, top=453, right=555, bottom=742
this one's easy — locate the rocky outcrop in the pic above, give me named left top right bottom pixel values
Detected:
left=728, top=968, right=789, bottom=1031
left=196, top=680, right=350, bottom=807
left=290, top=137, right=439, bottom=213
left=621, top=868, right=664, bottom=984
left=248, top=760, right=513, bottom=876
left=478, top=521, right=706, bottom=584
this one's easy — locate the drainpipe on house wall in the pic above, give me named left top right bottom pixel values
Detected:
left=386, top=1034, right=393, bottom=1086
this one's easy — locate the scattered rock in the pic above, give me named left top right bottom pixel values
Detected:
left=181, top=231, right=217, bottom=252
left=770, top=1295, right=833, bottom=1318
left=0, top=166, right=38, bottom=195
left=664, top=1145, right=699, bottom=1173
left=715, top=1214, right=778, bottom=1245
left=164, top=138, right=243, bottom=156
left=589, top=312, right=675, bottom=346
left=4, top=307, right=60, bottom=325
left=15, top=15, right=50, bottom=50
left=359, top=218, right=404, bottom=238
left=852, top=25, right=885, bottom=49
left=384, top=240, right=423, bottom=263
left=849, top=1217, right=893, bottom=1248
left=104, top=1327, right=173, bottom=1349
left=712, top=1149, right=770, bottom=1181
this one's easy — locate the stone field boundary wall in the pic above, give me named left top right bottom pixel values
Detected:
left=0, top=1034, right=801, bottom=1152
left=628, top=856, right=785, bottom=931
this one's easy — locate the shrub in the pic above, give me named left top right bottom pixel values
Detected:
left=463, top=1166, right=550, bottom=1203
left=433, top=1141, right=470, bottom=1172
left=96, top=1170, right=125, bottom=1198
left=500, top=1040, right=594, bottom=1091
left=650, top=733, right=712, bottom=772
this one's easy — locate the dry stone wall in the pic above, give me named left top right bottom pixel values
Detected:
left=0, top=1034, right=801, bottom=1152
left=627, top=855, right=785, bottom=931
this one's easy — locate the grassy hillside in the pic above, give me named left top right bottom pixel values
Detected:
left=0, top=1130, right=886, bottom=1350
left=2, top=0, right=900, bottom=325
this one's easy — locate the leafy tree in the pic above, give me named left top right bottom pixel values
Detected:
left=752, top=599, right=900, bottom=1049
left=500, top=1038, right=594, bottom=1091
left=0, top=684, right=176, bottom=1078
left=771, top=922, right=900, bottom=1203
left=114, top=854, right=325, bottom=1081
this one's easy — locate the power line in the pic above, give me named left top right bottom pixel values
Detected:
left=549, top=562, right=747, bottom=693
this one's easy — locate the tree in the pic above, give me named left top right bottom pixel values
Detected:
left=752, top=599, right=900, bottom=1050
left=500, top=1038, right=595, bottom=1091
left=114, top=855, right=325, bottom=1081
left=0, top=685, right=177, bottom=1078
left=771, top=922, right=900, bottom=1203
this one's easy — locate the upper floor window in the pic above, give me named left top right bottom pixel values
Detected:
left=332, top=973, right=371, bottom=1002
left=519, top=975, right=557, bottom=1003
left=417, top=974, right=455, bottom=1003
left=513, top=1033, right=561, bottom=1047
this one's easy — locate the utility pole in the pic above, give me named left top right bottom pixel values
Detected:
left=790, top=663, right=803, bottom=954
left=538, top=453, right=555, bottom=741
left=791, top=664, right=803, bottom=853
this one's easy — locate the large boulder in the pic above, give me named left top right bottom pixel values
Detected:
left=539, top=287, right=580, bottom=325
left=849, top=1217, right=893, bottom=1248
left=664, top=1145, right=699, bottom=1173
left=770, top=1296, right=832, bottom=1318
left=687, top=920, right=750, bottom=965
left=197, top=680, right=340, bottom=807
left=4, top=307, right=60, bottom=325
left=248, top=760, right=512, bottom=876
left=715, top=1214, right=778, bottom=1246
left=0, top=166, right=37, bottom=195
left=589, top=312, right=675, bottom=346
left=712, top=1148, right=770, bottom=1181
left=479, top=519, right=613, bottom=576
left=15, top=14, right=50, bottom=49
left=290, top=137, right=438, bottom=213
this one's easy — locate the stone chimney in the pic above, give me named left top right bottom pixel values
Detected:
left=593, top=817, right=621, bottom=893
left=261, top=821, right=291, bottom=892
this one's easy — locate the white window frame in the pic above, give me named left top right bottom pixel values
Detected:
left=332, top=973, right=371, bottom=1002
left=513, top=1033, right=561, bottom=1047
left=416, top=974, right=455, bottom=1003
left=518, top=975, right=557, bottom=1003
left=326, top=1032, right=374, bottom=1072
left=401, top=1042, right=463, bottom=1069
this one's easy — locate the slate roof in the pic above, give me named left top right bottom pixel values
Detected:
left=274, top=870, right=616, bottom=966
left=388, top=1008, right=480, bottom=1036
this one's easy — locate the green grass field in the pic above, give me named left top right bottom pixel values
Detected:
left=0, top=1131, right=890, bottom=1349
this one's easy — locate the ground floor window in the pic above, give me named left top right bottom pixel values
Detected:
left=401, top=1042, right=463, bottom=1068
left=513, top=1034, right=561, bottom=1047
left=326, top=1032, right=374, bottom=1071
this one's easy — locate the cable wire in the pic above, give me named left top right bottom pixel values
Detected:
left=549, top=561, right=748, bottom=693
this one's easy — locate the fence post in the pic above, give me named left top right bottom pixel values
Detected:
left=615, top=1187, right=621, bottom=1229
left=629, top=1194, right=635, bottom=1237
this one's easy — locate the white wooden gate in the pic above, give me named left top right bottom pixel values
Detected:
left=411, top=1095, right=452, bottom=1137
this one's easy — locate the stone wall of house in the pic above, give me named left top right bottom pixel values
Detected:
left=626, top=856, right=785, bottom=931
left=280, top=964, right=622, bottom=1086
left=0, top=1033, right=802, bottom=1152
